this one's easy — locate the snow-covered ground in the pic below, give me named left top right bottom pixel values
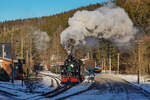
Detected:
left=0, top=70, right=94, bottom=99
left=0, top=71, right=60, bottom=99
left=52, top=80, right=93, bottom=100
left=58, top=74, right=150, bottom=100
left=0, top=94, right=18, bottom=100
left=118, top=74, right=150, bottom=94
left=0, top=71, right=149, bottom=100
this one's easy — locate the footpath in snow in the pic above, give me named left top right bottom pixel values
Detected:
left=117, top=74, right=150, bottom=94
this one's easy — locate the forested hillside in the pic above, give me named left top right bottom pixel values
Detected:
left=116, top=0, right=150, bottom=34
left=0, top=3, right=103, bottom=69
left=115, top=0, right=150, bottom=74
left=0, top=0, right=150, bottom=74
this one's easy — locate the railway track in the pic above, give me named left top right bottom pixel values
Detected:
left=39, top=72, right=61, bottom=87
left=0, top=85, right=26, bottom=93
left=0, top=89, right=18, bottom=97
left=56, top=83, right=94, bottom=100
left=34, top=73, right=74, bottom=100
left=34, top=85, right=72, bottom=100
left=25, top=72, right=74, bottom=100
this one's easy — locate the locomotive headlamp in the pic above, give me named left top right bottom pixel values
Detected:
left=70, top=64, right=74, bottom=68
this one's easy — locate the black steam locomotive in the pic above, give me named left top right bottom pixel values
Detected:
left=60, top=55, right=84, bottom=84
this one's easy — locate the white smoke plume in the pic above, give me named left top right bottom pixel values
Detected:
left=61, top=3, right=137, bottom=53
left=33, top=30, right=50, bottom=52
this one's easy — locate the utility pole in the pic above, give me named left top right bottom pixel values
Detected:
left=29, top=36, right=32, bottom=69
left=26, top=50, right=29, bottom=79
left=87, top=51, right=90, bottom=59
left=104, top=57, right=106, bottom=73
left=136, top=40, right=143, bottom=84
left=11, top=32, right=14, bottom=83
left=49, top=45, right=51, bottom=70
left=109, top=55, right=111, bottom=74
left=117, top=53, right=120, bottom=74
left=101, top=57, right=104, bottom=70
left=56, top=44, right=58, bottom=74
left=21, top=34, right=24, bottom=86
left=108, top=44, right=111, bottom=74
left=21, top=35, right=24, bottom=59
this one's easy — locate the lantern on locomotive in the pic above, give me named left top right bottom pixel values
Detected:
left=60, top=54, right=84, bottom=84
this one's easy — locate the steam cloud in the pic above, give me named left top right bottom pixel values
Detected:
left=60, top=3, right=137, bottom=53
left=33, top=30, right=50, bottom=52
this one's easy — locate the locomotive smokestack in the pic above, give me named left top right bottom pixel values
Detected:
left=65, top=38, right=76, bottom=54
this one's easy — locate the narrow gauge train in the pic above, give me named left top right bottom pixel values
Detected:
left=94, top=66, right=102, bottom=73
left=60, top=55, right=84, bottom=85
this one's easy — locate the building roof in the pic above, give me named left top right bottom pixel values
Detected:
left=0, top=57, right=18, bottom=63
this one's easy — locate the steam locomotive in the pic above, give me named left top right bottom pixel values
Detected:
left=60, top=55, right=84, bottom=85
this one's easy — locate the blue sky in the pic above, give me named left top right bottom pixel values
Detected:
left=0, top=0, right=109, bottom=22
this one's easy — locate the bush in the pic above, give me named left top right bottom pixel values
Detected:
left=0, top=68, right=10, bottom=81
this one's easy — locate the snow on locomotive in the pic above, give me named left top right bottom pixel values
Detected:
left=60, top=55, right=84, bottom=85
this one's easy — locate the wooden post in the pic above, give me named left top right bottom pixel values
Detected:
left=56, top=45, right=58, bottom=74
left=11, top=32, right=14, bottom=83
left=20, top=34, right=24, bottom=86
left=138, top=42, right=140, bottom=84
left=117, top=53, right=120, bottom=74
left=136, top=40, right=143, bottom=84
left=95, top=61, right=96, bottom=67
left=109, top=55, right=111, bottom=74
left=21, top=35, right=24, bottom=59
left=87, top=52, right=89, bottom=59
left=29, top=36, right=32, bottom=68
left=108, top=44, right=111, bottom=74
left=104, top=58, right=106, bottom=73
left=102, top=58, right=104, bottom=70
left=26, top=50, right=29, bottom=79
left=50, top=79, right=54, bottom=87
left=49, top=48, right=51, bottom=70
